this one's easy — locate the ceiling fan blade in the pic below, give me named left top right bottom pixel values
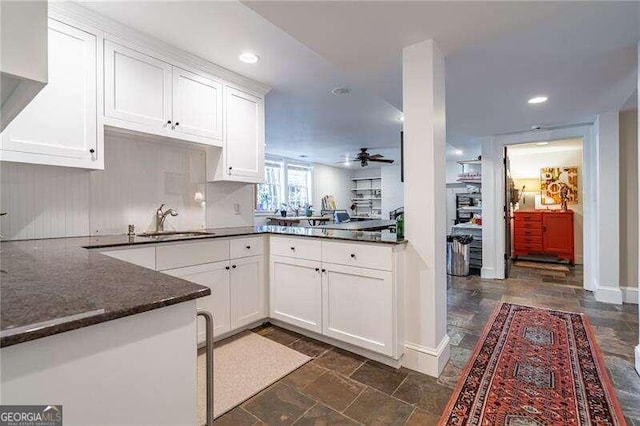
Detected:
left=369, top=158, right=394, bottom=163
left=368, top=154, right=384, bottom=159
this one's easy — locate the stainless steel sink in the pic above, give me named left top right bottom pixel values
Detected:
left=137, top=231, right=215, bottom=239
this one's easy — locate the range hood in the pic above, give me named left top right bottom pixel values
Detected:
left=1, top=1, right=48, bottom=132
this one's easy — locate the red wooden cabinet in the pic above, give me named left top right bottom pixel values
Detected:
left=513, top=210, right=574, bottom=265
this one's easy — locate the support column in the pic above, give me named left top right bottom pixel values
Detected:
left=402, top=40, right=449, bottom=376
left=594, top=112, right=622, bottom=304
left=635, top=40, right=640, bottom=375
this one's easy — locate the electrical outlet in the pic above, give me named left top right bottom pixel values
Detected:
left=234, top=203, right=241, bottom=215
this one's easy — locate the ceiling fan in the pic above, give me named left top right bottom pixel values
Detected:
left=337, top=148, right=394, bottom=167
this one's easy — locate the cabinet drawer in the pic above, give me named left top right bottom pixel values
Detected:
left=514, top=212, right=542, bottom=222
left=270, top=236, right=321, bottom=261
left=515, top=235, right=542, bottom=245
left=156, top=239, right=229, bottom=270
left=514, top=228, right=542, bottom=238
left=514, top=221, right=542, bottom=230
left=230, top=236, right=264, bottom=259
left=322, top=241, right=393, bottom=271
left=514, top=242, right=543, bottom=252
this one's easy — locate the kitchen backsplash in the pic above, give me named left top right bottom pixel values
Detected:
left=0, top=131, right=254, bottom=240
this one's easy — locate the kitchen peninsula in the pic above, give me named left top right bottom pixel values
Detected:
left=1, top=226, right=405, bottom=425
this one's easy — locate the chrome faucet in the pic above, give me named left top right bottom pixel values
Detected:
left=156, top=204, right=178, bottom=233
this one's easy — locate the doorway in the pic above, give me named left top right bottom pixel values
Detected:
left=504, top=138, right=584, bottom=278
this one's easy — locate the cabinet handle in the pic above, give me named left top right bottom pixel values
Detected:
left=543, top=226, right=547, bottom=233
left=232, top=265, right=237, bottom=269
left=290, top=247, right=295, bottom=251
left=321, top=268, right=326, bottom=273
left=166, top=120, right=172, bottom=125
left=225, top=266, right=230, bottom=270
left=315, top=267, right=320, bottom=272
left=175, top=122, right=180, bottom=126
left=350, top=253, right=356, bottom=258
left=246, top=245, right=251, bottom=249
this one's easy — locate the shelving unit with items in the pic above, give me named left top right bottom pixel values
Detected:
left=350, top=176, right=382, bottom=219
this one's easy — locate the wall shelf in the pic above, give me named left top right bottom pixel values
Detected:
left=351, top=176, right=382, bottom=217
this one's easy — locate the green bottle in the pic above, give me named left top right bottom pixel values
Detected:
left=396, top=213, right=404, bottom=239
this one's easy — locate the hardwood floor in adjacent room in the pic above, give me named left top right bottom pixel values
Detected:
left=214, top=265, right=640, bottom=425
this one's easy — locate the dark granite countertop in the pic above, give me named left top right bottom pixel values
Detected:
left=0, top=226, right=405, bottom=348
left=0, top=237, right=211, bottom=348
left=82, top=225, right=406, bottom=249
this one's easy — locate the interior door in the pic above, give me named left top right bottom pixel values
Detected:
left=504, top=146, right=513, bottom=277
left=163, top=261, right=231, bottom=341
left=172, top=67, right=223, bottom=142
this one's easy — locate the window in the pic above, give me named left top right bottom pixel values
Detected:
left=256, top=159, right=283, bottom=212
left=255, top=157, right=313, bottom=213
left=287, top=164, right=312, bottom=209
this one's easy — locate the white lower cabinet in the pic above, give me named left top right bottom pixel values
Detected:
left=322, top=264, right=394, bottom=356
left=270, top=256, right=322, bottom=333
left=163, top=261, right=231, bottom=341
left=230, top=255, right=266, bottom=329
left=268, top=237, right=399, bottom=358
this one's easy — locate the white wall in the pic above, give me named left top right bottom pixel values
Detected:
left=509, top=140, right=584, bottom=264
left=381, top=164, right=403, bottom=218
left=619, top=109, right=638, bottom=292
left=313, top=163, right=351, bottom=213
left=0, top=132, right=255, bottom=239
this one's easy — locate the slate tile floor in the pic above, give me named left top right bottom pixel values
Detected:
left=215, top=264, right=640, bottom=425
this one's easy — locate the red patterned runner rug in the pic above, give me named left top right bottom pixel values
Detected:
left=439, top=303, right=626, bottom=425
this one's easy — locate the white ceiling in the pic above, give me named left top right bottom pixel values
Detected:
left=78, top=1, right=639, bottom=166
left=245, top=1, right=640, bottom=148
left=78, top=1, right=402, bottom=167
left=508, top=138, right=583, bottom=157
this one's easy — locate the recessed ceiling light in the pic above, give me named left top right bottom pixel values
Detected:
left=528, top=96, right=548, bottom=104
left=239, top=52, right=259, bottom=64
left=331, top=87, right=350, bottom=95
left=455, top=149, right=464, bottom=155
left=535, top=142, right=549, bottom=146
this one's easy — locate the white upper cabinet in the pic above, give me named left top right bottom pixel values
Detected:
left=104, top=42, right=225, bottom=147
left=1, top=19, right=101, bottom=169
left=172, top=67, right=223, bottom=141
left=104, top=41, right=172, bottom=131
left=223, top=86, right=264, bottom=182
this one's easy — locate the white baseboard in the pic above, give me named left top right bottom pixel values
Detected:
left=403, top=335, right=450, bottom=377
left=621, top=286, right=639, bottom=304
left=595, top=285, right=623, bottom=305
left=636, top=345, right=640, bottom=375
left=481, top=267, right=496, bottom=279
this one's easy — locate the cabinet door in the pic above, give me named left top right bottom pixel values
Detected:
left=104, top=41, right=172, bottom=129
left=1, top=19, right=98, bottom=168
left=172, top=67, right=223, bottom=143
left=225, top=86, right=264, bottom=181
left=230, top=255, right=266, bottom=329
left=163, top=261, right=231, bottom=341
left=270, top=256, right=322, bottom=333
left=542, top=214, right=574, bottom=255
left=323, top=263, right=394, bottom=356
